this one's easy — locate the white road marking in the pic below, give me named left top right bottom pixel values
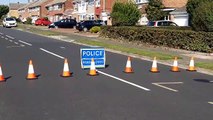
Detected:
left=97, top=70, right=150, bottom=91
left=5, top=37, right=8, bottom=40
left=1, top=36, right=4, bottom=38
left=39, top=48, right=150, bottom=91
left=6, top=46, right=23, bottom=48
left=9, top=40, right=13, bottom=42
left=6, top=35, right=14, bottom=39
left=0, top=32, right=3, bottom=35
left=14, top=42, right=19, bottom=45
left=20, top=44, right=25, bottom=47
left=18, top=40, right=32, bottom=46
left=40, top=48, right=65, bottom=59
left=152, top=82, right=183, bottom=92
left=208, top=102, right=213, bottom=105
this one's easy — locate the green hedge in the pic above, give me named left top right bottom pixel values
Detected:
left=100, top=26, right=213, bottom=53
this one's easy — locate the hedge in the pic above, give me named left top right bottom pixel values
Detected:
left=100, top=26, right=213, bottom=53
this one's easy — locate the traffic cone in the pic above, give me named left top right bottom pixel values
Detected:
left=88, top=58, right=98, bottom=76
left=0, top=65, right=5, bottom=82
left=187, top=57, right=196, bottom=71
left=150, top=57, right=159, bottom=73
left=61, top=58, right=72, bottom=77
left=124, top=56, right=133, bottom=73
left=26, top=60, right=37, bottom=80
left=171, top=57, right=180, bottom=72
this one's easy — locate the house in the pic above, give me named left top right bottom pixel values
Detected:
left=94, top=0, right=128, bottom=25
left=162, top=0, right=189, bottom=26
left=18, top=1, right=38, bottom=22
left=28, top=0, right=54, bottom=24
left=45, top=0, right=74, bottom=22
left=72, top=0, right=95, bottom=22
left=8, top=2, right=26, bottom=18
left=135, top=0, right=189, bottom=26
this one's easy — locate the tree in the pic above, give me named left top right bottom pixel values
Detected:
left=0, top=5, right=9, bottom=19
left=191, top=1, right=213, bottom=32
left=186, top=0, right=211, bottom=26
left=111, top=1, right=141, bottom=26
left=145, top=0, right=166, bottom=21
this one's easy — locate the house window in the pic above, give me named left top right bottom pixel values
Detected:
left=95, top=0, right=100, bottom=7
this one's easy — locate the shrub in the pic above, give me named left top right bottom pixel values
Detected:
left=25, top=17, right=32, bottom=24
left=100, top=26, right=213, bottom=53
left=90, top=26, right=101, bottom=33
left=191, top=2, right=213, bottom=32
left=111, top=1, right=141, bottom=26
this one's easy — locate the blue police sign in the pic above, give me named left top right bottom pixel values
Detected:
left=80, top=47, right=105, bottom=69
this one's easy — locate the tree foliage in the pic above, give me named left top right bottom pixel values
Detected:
left=0, top=5, right=9, bottom=19
left=145, top=0, right=166, bottom=21
left=186, top=0, right=213, bottom=31
left=191, top=2, right=213, bottom=32
left=111, top=1, right=141, bottom=26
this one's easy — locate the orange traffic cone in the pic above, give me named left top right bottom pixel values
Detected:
left=150, top=57, right=159, bottom=73
left=88, top=58, right=98, bottom=76
left=171, top=57, right=180, bottom=72
left=26, top=60, right=37, bottom=80
left=124, top=56, right=133, bottom=73
left=61, top=58, right=72, bottom=77
left=187, top=57, right=196, bottom=71
left=0, top=65, right=5, bottom=82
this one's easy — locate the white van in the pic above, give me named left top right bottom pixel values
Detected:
left=3, top=17, right=17, bottom=28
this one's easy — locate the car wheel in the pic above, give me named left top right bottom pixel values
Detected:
left=83, top=27, right=88, bottom=32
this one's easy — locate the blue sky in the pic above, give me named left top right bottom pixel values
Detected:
left=0, top=0, right=28, bottom=5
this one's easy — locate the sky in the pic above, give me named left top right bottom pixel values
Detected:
left=0, top=0, right=28, bottom=5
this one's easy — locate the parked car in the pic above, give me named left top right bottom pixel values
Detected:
left=48, top=19, right=77, bottom=28
left=2, top=17, right=17, bottom=28
left=35, top=18, right=51, bottom=26
left=147, top=20, right=178, bottom=27
left=76, top=20, right=105, bottom=32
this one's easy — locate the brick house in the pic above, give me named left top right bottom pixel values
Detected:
left=28, top=0, right=54, bottom=24
left=94, top=0, right=128, bottom=25
left=45, top=0, right=74, bottom=22
left=8, top=2, right=26, bottom=18
left=18, top=1, right=38, bottom=22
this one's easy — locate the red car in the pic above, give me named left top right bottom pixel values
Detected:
left=35, top=18, right=51, bottom=26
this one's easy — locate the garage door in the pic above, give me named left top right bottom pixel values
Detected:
left=173, top=16, right=188, bottom=26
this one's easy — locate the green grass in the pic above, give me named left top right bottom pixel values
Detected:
left=16, top=24, right=60, bottom=36
left=196, top=62, right=213, bottom=70
left=77, top=39, right=178, bottom=60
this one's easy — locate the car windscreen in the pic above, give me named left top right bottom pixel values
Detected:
left=6, top=18, right=15, bottom=21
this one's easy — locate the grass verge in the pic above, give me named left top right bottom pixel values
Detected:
left=196, top=62, right=213, bottom=70
left=77, top=39, right=178, bottom=60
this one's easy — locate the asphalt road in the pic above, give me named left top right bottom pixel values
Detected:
left=0, top=27, right=212, bottom=120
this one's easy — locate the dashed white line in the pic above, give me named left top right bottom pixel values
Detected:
left=0, top=32, right=3, bottom=35
left=6, top=35, right=14, bottom=39
left=208, top=102, right=213, bottom=105
left=18, top=40, right=32, bottom=46
left=9, top=40, right=13, bottom=42
left=5, top=37, right=8, bottom=40
left=97, top=70, right=150, bottom=91
left=39, top=48, right=150, bottom=91
left=1, top=36, right=4, bottom=38
left=40, top=48, right=65, bottom=59
left=14, top=42, right=19, bottom=45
